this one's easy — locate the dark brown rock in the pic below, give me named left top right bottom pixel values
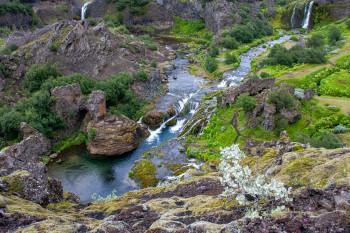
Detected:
left=222, top=78, right=275, bottom=106
left=87, top=90, right=107, bottom=122
left=143, top=111, right=165, bottom=128
left=51, top=83, right=83, bottom=127
left=280, top=109, right=301, bottom=124
left=87, top=115, right=149, bottom=156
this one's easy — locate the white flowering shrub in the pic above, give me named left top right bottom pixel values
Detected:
left=219, top=144, right=292, bottom=205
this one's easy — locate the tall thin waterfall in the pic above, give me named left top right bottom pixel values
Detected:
left=302, top=1, right=314, bottom=29
left=81, top=2, right=91, bottom=20
left=290, top=4, right=297, bottom=28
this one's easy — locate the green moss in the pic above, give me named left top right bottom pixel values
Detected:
left=52, top=132, right=87, bottom=153
left=131, top=159, right=158, bottom=188
left=279, top=157, right=320, bottom=187
left=1, top=170, right=30, bottom=193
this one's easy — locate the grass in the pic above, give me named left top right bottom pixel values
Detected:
left=319, top=70, right=350, bottom=97
left=316, top=96, right=350, bottom=115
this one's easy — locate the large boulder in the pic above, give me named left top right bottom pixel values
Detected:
left=86, top=90, right=107, bottom=122
left=87, top=115, right=149, bottom=156
left=0, top=123, right=63, bottom=205
left=142, top=111, right=166, bottom=128
left=51, top=83, right=83, bottom=128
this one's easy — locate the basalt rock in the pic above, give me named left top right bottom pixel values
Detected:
left=87, top=115, right=149, bottom=156
left=221, top=78, right=275, bottom=106
left=86, top=90, right=107, bottom=122
left=8, top=20, right=169, bottom=80
left=0, top=123, right=63, bottom=205
left=143, top=111, right=166, bottom=128
left=51, top=83, right=83, bottom=128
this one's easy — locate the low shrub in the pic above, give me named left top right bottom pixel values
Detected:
left=268, top=89, right=296, bottom=112
left=224, top=52, right=238, bottom=65
left=204, top=56, right=218, bottom=73
left=24, top=64, right=60, bottom=92
left=220, top=36, right=239, bottom=50
left=236, top=94, right=256, bottom=113
left=307, top=33, right=325, bottom=48
left=328, top=26, right=342, bottom=45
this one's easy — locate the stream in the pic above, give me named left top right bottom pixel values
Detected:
left=48, top=35, right=290, bottom=202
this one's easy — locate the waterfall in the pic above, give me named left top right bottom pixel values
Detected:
left=302, top=1, right=314, bottom=29
left=290, top=4, right=297, bottom=28
left=81, top=2, right=91, bottom=20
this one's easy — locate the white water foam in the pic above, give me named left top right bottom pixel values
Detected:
left=170, top=119, right=186, bottom=133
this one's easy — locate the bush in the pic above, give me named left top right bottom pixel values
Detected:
left=0, top=108, right=23, bottom=140
left=17, top=90, right=65, bottom=137
left=204, top=56, right=218, bottom=73
left=24, top=64, right=60, bottom=92
left=328, top=26, right=342, bottom=45
left=224, top=52, right=238, bottom=65
left=49, top=42, right=60, bottom=52
left=133, top=70, right=148, bottom=82
left=263, top=44, right=326, bottom=67
left=346, top=19, right=350, bottom=30
left=236, top=94, right=256, bottom=113
left=220, top=36, right=239, bottom=49
left=297, top=131, right=343, bottom=149
left=307, top=33, right=325, bottom=48
left=268, top=89, right=296, bottom=112
left=208, top=45, right=219, bottom=57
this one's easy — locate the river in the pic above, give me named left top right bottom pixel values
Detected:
left=48, top=35, right=290, bottom=202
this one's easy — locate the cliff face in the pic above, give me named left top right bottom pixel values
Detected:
left=315, top=0, right=350, bottom=20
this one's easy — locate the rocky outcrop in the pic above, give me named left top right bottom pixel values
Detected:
left=203, top=0, right=234, bottom=34
left=221, top=78, right=275, bottom=106
left=51, top=83, right=83, bottom=128
left=8, top=20, right=169, bottom=80
left=315, top=0, right=350, bottom=20
left=0, top=123, right=63, bottom=205
left=1, top=139, right=350, bottom=232
left=86, top=90, right=107, bottom=122
left=87, top=115, right=149, bottom=156
left=180, top=97, right=217, bottom=137
left=0, top=12, right=33, bottom=29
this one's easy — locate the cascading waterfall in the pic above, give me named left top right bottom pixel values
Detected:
left=81, top=1, right=91, bottom=20
left=302, top=1, right=314, bottom=29
left=290, top=4, right=297, bottom=28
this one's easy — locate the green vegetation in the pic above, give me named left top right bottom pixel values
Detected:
left=328, top=25, right=342, bottom=45
left=52, top=132, right=87, bottom=153
left=263, top=44, right=326, bottom=67
left=24, top=64, right=60, bottom=93
left=131, top=159, right=157, bottom=187
left=204, top=56, right=218, bottom=73
left=0, top=2, right=32, bottom=16
left=268, top=89, right=296, bottom=111
left=0, top=64, right=147, bottom=148
left=113, top=0, right=150, bottom=15
left=236, top=94, right=256, bottom=114
left=319, top=70, right=350, bottom=97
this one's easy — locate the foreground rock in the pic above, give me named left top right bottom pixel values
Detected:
left=1, top=138, right=350, bottom=232
left=0, top=123, right=63, bottom=205
left=87, top=115, right=149, bottom=156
